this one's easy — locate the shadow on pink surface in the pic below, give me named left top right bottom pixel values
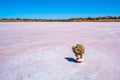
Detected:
left=65, top=57, right=78, bottom=63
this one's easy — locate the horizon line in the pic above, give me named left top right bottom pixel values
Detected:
left=0, top=15, right=120, bottom=20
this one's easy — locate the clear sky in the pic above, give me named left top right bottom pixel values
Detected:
left=0, top=0, right=120, bottom=19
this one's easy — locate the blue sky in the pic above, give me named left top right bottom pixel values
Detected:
left=0, top=0, right=120, bottom=19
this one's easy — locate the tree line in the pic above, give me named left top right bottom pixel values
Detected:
left=0, top=16, right=120, bottom=22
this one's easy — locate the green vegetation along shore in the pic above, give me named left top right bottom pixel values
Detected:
left=0, top=16, right=120, bottom=22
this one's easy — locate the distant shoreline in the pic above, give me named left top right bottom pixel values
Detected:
left=0, top=19, right=120, bottom=22
left=0, top=16, right=120, bottom=22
